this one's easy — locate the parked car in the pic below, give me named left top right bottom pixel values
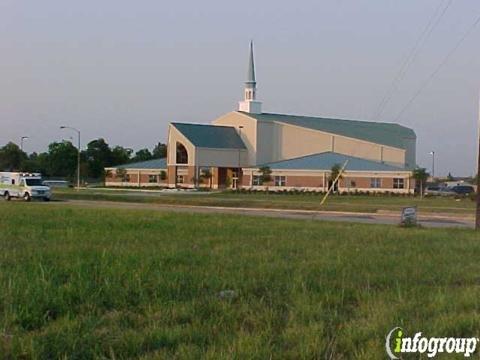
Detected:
left=424, top=185, right=442, bottom=196
left=451, top=185, right=475, bottom=196
left=438, top=187, right=456, bottom=197
left=425, top=185, right=457, bottom=197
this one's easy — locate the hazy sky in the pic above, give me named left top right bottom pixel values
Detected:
left=1, top=0, right=479, bottom=176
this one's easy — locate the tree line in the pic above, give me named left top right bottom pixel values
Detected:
left=0, top=139, right=167, bottom=180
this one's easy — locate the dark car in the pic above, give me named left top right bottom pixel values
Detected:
left=451, top=185, right=475, bottom=195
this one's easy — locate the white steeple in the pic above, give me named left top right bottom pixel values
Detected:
left=238, top=41, right=262, bottom=114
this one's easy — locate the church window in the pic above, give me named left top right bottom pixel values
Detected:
left=176, top=143, right=188, bottom=164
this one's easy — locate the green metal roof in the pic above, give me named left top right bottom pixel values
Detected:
left=259, top=152, right=407, bottom=172
left=240, top=112, right=416, bottom=149
left=172, top=123, right=246, bottom=149
left=111, top=158, right=167, bottom=170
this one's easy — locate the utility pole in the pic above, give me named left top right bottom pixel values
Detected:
left=476, top=108, right=480, bottom=230
left=476, top=145, right=480, bottom=230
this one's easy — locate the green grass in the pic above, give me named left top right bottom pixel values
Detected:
left=1, top=202, right=479, bottom=359
left=55, top=187, right=476, bottom=216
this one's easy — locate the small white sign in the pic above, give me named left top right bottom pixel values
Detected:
left=401, top=206, right=417, bottom=226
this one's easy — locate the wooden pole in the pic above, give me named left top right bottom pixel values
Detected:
left=476, top=96, right=480, bottom=230
left=320, top=160, right=349, bottom=206
left=476, top=145, right=480, bottom=229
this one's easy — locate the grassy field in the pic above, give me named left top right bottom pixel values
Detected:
left=54, top=188, right=476, bottom=216
left=1, top=203, right=480, bottom=359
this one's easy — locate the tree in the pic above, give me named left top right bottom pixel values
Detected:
left=159, top=170, right=167, bottom=181
left=329, top=164, right=343, bottom=182
left=132, top=148, right=153, bottom=163
left=21, top=152, right=46, bottom=173
left=413, top=168, right=429, bottom=198
left=258, top=166, right=272, bottom=184
left=111, top=146, right=132, bottom=166
left=328, top=164, right=343, bottom=192
left=84, top=138, right=113, bottom=179
left=200, top=168, right=213, bottom=188
left=105, top=169, right=113, bottom=180
left=45, top=141, right=78, bottom=178
left=192, top=175, right=201, bottom=186
left=115, top=168, right=129, bottom=184
left=0, top=142, right=28, bottom=171
left=152, top=142, right=167, bottom=159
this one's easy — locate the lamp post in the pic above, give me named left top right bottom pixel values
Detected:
left=429, top=151, right=435, bottom=179
left=20, top=136, right=29, bottom=152
left=60, top=126, right=81, bottom=189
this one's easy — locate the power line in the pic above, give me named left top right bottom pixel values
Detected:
left=372, top=0, right=453, bottom=120
left=373, top=0, right=453, bottom=119
left=394, top=13, right=480, bottom=122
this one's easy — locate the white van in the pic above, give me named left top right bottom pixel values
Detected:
left=0, top=172, right=51, bottom=201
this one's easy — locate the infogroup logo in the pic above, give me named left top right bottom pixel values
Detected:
left=385, top=327, right=478, bottom=359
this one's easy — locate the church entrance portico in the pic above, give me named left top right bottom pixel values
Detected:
left=196, top=167, right=243, bottom=189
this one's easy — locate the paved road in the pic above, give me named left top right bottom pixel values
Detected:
left=51, top=199, right=475, bottom=229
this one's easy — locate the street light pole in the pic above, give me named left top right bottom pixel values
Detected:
left=20, top=136, right=29, bottom=152
left=60, top=126, right=81, bottom=189
left=429, top=151, right=435, bottom=179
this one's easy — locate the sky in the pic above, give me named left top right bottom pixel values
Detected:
left=0, top=0, right=479, bottom=176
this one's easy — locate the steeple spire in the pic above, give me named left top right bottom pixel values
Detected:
left=246, top=40, right=256, bottom=86
left=238, top=41, right=262, bottom=114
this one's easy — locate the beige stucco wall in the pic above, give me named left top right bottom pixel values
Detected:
left=212, top=112, right=257, bottom=166
left=257, top=122, right=332, bottom=164
left=282, top=125, right=330, bottom=161
left=381, top=146, right=406, bottom=167
left=334, top=136, right=382, bottom=163
left=167, top=124, right=196, bottom=166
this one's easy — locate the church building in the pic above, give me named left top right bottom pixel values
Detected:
left=106, top=42, right=417, bottom=193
